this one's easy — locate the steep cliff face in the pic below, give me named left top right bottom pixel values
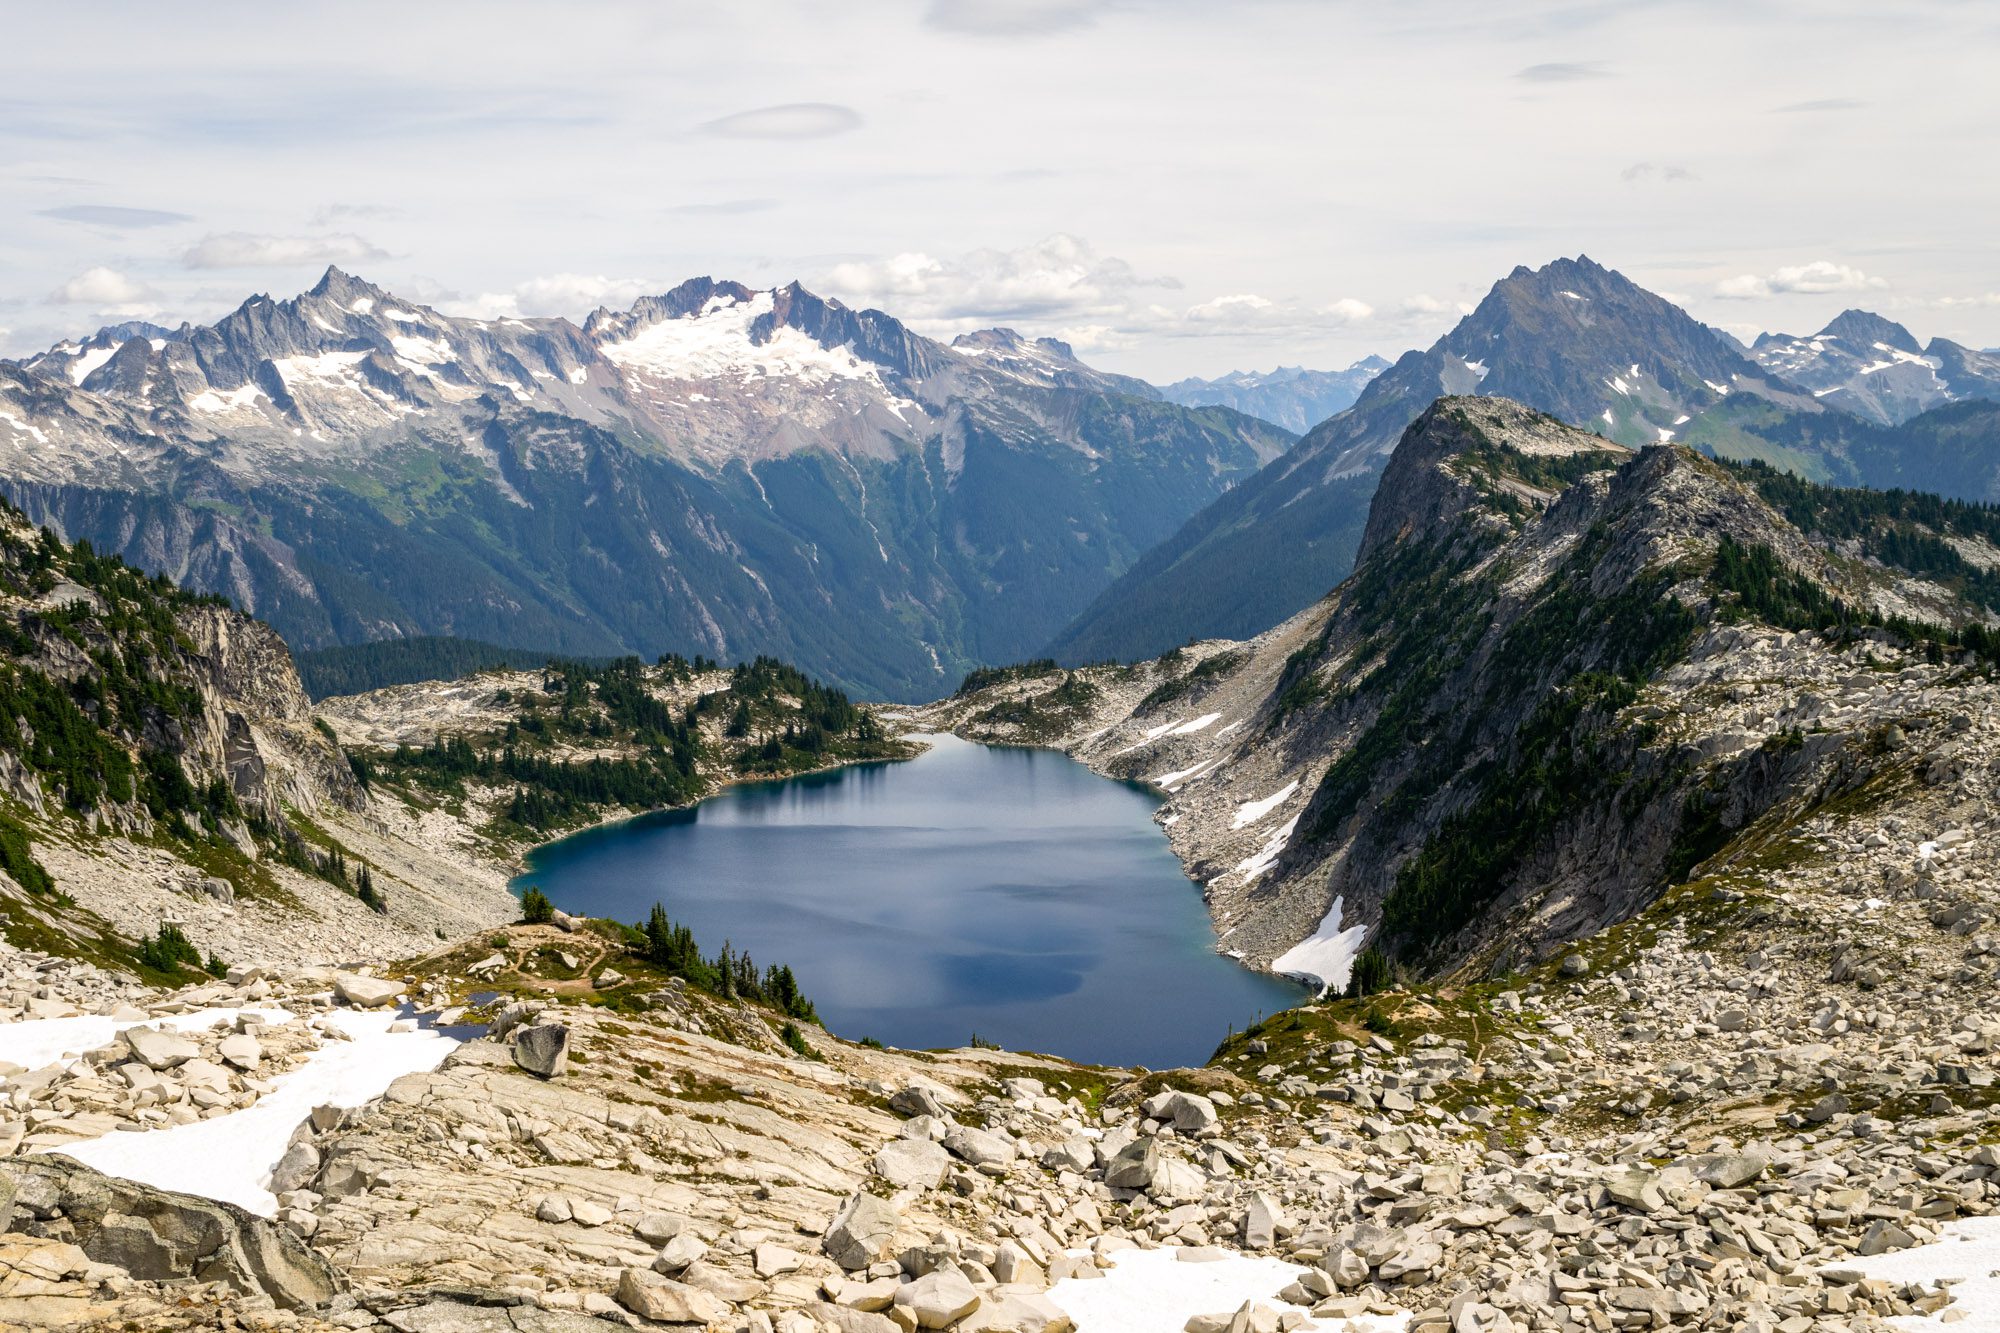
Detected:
left=171, top=603, right=360, bottom=819
left=0, top=505, right=453, bottom=973
left=933, top=396, right=2000, bottom=988
left=0, top=513, right=355, bottom=832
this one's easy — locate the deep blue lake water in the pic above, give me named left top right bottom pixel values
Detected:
left=510, top=734, right=1302, bottom=1068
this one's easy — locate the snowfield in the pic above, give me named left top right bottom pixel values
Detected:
left=0, top=1005, right=293, bottom=1073
left=1050, top=1245, right=1408, bottom=1333
left=48, top=1006, right=476, bottom=1216
left=1836, top=1217, right=2000, bottom=1332
left=1270, top=893, right=1370, bottom=993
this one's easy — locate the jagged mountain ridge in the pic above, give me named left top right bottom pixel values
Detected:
left=0, top=269, right=1291, bottom=700
left=1749, top=307, right=2000, bottom=427
left=1048, top=256, right=2000, bottom=664
left=1156, top=358, right=1391, bottom=433
left=938, top=395, right=2000, bottom=987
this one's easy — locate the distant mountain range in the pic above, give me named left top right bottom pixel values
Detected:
left=7, top=255, right=1998, bottom=697
left=1749, top=309, right=2000, bottom=426
left=1156, top=358, right=1390, bottom=433
left=0, top=268, right=1290, bottom=700
left=1049, top=256, right=2000, bottom=664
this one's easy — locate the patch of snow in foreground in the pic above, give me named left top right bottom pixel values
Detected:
left=1232, top=781, right=1299, bottom=830
left=53, top=1008, right=475, bottom=1217
left=0, top=1006, right=292, bottom=1073
left=1271, top=894, right=1370, bottom=994
left=1836, top=1217, right=2000, bottom=1332
left=1171, top=713, right=1223, bottom=736
left=1050, top=1246, right=1407, bottom=1333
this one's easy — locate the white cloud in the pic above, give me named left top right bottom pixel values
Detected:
left=1183, top=293, right=1276, bottom=325
left=697, top=102, right=862, bottom=140
left=822, top=236, right=1384, bottom=354
left=441, top=272, right=658, bottom=321
left=1621, top=162, right=1696, bottom=183
left=1516, top=61, right=1611, bottom=82
left=820, top=233, right=1170, bottom=326
left=1932, top=292, right=2000, bottom=309
left=182, top=231, right=390, bottom=269
left=38, top=204, right=192, bottom=228
left=1714, top=261, right=1889, bottom=300
left=925, top=0, right=1103, bottom=36
left=1773, top=97, right=1865, bottom=113
left=50, top=266, right=155, bottom=305
left=1399, top=294, right=1449, bottom=315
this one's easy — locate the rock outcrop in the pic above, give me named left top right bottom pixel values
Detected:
left=1, top=1155, right=342, bottom=1310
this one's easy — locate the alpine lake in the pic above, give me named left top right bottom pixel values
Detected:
left=511, top=733, right=1303, bottom=1069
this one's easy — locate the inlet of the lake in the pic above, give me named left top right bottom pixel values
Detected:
left=510, top=733, right=1303, bottom=1068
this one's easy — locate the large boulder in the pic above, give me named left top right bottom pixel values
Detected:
left=895, top=1270, right=981, bottom=1329
left=824, top=1193, right=902, bottom=1271
left=1103, top=1140, right=1159, bottom=1190
left=1147, top=1155, right=1210, bottom=1203
left=119, top=1026, right=197, bottom=1071
left=889, top=1080, right=954, bottom=1120
left=0, top=1156, right=341, bottom=1311
left=942, top=1126, right=1015, bottom=1171
left=333, top=973, right=404, bottom=1008
left=872, top=1138, right=951, bottom=1191
left=1687, top=1148, right=1769, bottom=1189
left=1243, top=1191, right=1284, bottom=1249
left=512, top=1025, right=570, bottom=1079
left=1142, top=1090, right=1219, bottom=1133
left=616, top=1267, right=729, bottom=1323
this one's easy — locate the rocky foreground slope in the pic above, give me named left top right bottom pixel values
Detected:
left=1, top=775, right=1996, bottom=1333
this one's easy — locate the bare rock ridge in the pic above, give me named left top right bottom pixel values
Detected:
left=936, top=393, right=2000, bottom=988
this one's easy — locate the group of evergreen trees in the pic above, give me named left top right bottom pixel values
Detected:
left=1711, top=535, right=2000, bottom=665
left=638, top=902, right=818, bottom=1022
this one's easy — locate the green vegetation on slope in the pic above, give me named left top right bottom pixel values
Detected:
left=296, top=635, right=622, bottom=699
left=361, top=654, right=904, bottom=836
left=1721, top=457, right=2000, bottom=617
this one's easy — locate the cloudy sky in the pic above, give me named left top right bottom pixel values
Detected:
left=6, top=0, right=1997, bottom=379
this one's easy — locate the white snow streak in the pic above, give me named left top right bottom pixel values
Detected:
left=1231, top=781, right=1298, bottom=830
left=1170, top=712, right=1222, bottom=736
left=187, top=384, right=267, bottom=414
left=1234, top=815, right=1297, bottom=883
left=66, top=347, right=117, bottom=384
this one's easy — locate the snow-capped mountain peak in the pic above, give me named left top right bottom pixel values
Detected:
left=1747, top=308, right=2000, bottom=426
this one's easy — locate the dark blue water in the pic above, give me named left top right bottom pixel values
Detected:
left=510, top=734, right=1302, bottom=1068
